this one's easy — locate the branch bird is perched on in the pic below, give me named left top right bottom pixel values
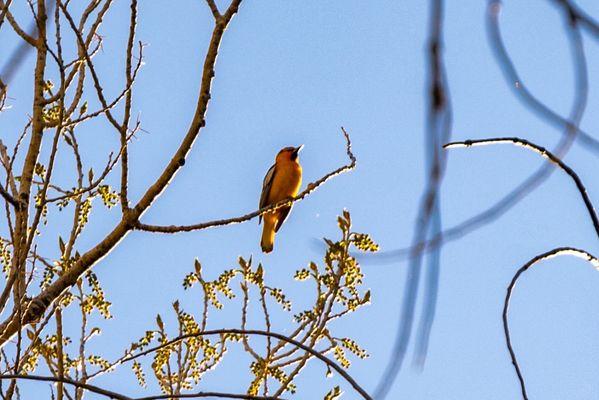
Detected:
left=259, top=145, right=303, bottom=253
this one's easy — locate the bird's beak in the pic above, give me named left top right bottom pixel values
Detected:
left=292, top=145, right=304, bottom=157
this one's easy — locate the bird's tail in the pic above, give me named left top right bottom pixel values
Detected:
left=261, top=218, right=276, bottom=253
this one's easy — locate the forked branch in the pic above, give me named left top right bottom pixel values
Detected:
left=0, top=0, right=243, bottom=349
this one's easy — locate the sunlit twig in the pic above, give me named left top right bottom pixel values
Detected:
left=502, top=247, right=599, bottom=399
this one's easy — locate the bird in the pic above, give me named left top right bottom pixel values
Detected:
left=259, top=145, right=303, bottom=253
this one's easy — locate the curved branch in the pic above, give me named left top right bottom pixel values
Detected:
left=119, top=0, right=139, bottom=212
left=136, top=394, right=281, bottom=400
left=486, top=0, right=599, bottom=156
left=135, top=127, right=355, bottom=233
left=0, top=0, right=36, bottom=46
left=131, top=0, right=242, bottom=218
left=0, top=374, right=284, bottom=400
left=502, top=247, right=599, bottom=399
left=120, top=328, right=372, bottom=400
left=444, top=137, right=599, bottom=238
left=0, top=374, right=132, bottom=400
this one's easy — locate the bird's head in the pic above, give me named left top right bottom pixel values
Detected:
left=276, top=145, right=303, bottom=162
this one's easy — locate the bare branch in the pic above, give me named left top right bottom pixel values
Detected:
left=131, top=0, right=242, bottom=217
left=135, top=127, right=355, bottom=233
left=0, top=374, right=283, bottom=400
left=444, top=137, right=599, bottom=238
left=59, top=2, right=134, bottom=137
left=64, top=46, right=143, bottom=128
left=119, top=0, right=139, bottom=212
left=0, top=0, right=13, bottom=29
left=0, top=185, right=18, bottom=210
left=205, top=0, right=221, bottom=19
left=0, top=0, right=36, bottom=46
left=0, top=374, right=131, bottom=400
left=0, top=0, right=244, bottom=350
left=502, top=247, right=599, bottom=399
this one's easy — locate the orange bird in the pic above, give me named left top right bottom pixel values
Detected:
left=259, top=145, right=303, bottom=253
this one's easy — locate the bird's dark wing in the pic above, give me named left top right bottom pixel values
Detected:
left=259, top=163, right=276, bottom=224
left=275, top=205, right=292, bottom=232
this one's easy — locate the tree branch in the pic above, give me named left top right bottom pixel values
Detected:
left=0, top=0, right=243, bottom=350
left=0, top=185, right=18, bottom=209
left=205, top=0, right=221, bottom=19
left=131, top=0, right=242, bottom=218
left=119, top=0, right=139, bottom=212
left=0, top=0, right=37, bottom=46
left=120, top=328, right=372, bottom=400
left=0, top=373, right=283, bottom=400
left=444, top=137, right=599, bottom=238
left=502, top=247, right=599, bottom=400
left=365, top=0, right=589, bottom=267
left=135, top=127, right=355, bottom=233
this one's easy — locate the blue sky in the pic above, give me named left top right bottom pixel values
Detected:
left=2, top=0, right=599, bottom=398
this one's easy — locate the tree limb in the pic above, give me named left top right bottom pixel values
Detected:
left=444, top=137, right=599, bottom=238
left=121, top=328, right=372, bottom=400
left=0, top=0, right=242, bottom=349
left=0, top=373, right=284, bottom=400
left=135, top=127, right=355, bottom=233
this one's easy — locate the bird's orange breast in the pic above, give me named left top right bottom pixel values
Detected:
left=267, top=161, right=302, bottom=204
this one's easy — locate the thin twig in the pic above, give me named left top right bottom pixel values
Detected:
left=119, top=0, right=139, bottom=212
left=135, top=127, right=355, bottom=233
left=444, top=137, right=599, bottom=238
